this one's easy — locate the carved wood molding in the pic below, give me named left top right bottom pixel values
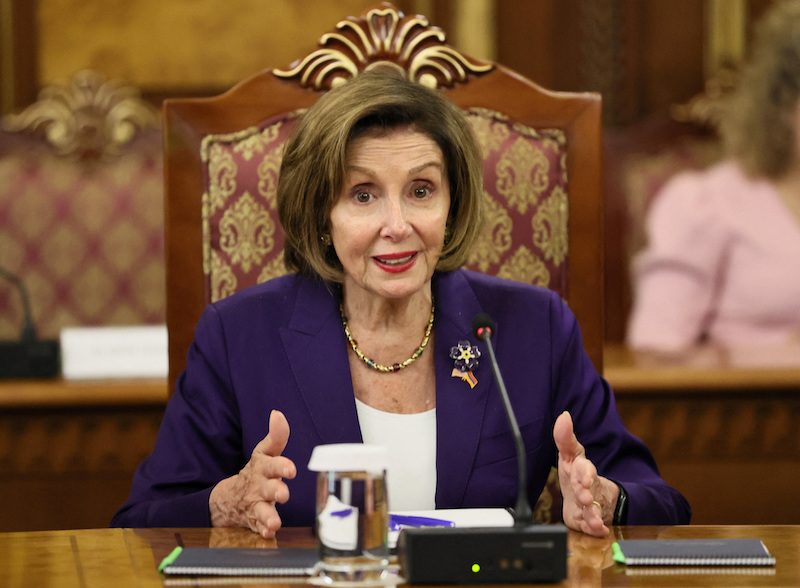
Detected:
left=0, top=411, right=161, bottom=474
left=618, top=397, right=800, bottom=460
left=1, top=69, right=159, bottom=160
left=273, top=2, right=493, bottom=90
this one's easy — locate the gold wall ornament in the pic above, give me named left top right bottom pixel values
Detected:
left=1, top=70, right=159, bottom=160
left=273, top=3, right=493, bottom=90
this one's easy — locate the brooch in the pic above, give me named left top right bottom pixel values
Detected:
left=450, top=340, right=480, bottom=389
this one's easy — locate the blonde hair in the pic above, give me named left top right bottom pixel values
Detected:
left=722, top=0, right=800, bottom=178
left=277, top=67, right=484, bottom=282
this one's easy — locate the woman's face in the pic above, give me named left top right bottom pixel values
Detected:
left=329, top=126, right=451, bottom=302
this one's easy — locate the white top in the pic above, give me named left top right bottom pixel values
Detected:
left=355, top=398, right=437, bottom=511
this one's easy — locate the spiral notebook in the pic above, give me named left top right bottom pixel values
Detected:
left=160, top=547, right=320, bottom=576
left=613, top=539, right=776, bottom=567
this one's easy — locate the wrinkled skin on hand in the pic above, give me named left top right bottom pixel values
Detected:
left=209, top=410, right=297, bottom=538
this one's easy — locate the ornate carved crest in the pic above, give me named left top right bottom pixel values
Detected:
left=273, top=3, right=493, bottom=90
left=1, top=70, right=159, bottom=160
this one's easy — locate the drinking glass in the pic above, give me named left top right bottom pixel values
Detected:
left=308, top=443, right=390, bottom=584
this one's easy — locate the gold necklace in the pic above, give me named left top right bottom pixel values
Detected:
left=340, top=299, right=435, bottom=373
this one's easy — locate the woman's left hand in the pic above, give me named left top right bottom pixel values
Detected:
left=553, top=411, right=620, bottom=537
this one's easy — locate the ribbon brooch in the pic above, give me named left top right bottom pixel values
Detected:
left=449, top=340, right=480, bottom=389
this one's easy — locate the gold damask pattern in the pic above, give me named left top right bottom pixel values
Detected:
left=463, top=108, right=568, bottom=294
left=210, top=250, right=237, bottom=302
left=533, top=468, right=562, bottom=524
left=533, top=187, right=568, bottom=266
left=0, top=131, right=164, bottom=339
left=219, top=192, right=276, bottom=274
left=207, top=144, right=237, bottom=214
left=257, top=146, right=284, bottom=208
left=466, top=192, right=512, bottom=272
left=496, top=137, right=550, bottom=215
left=202, top=113, right=301, bottom=302
left=497, top=247, right=550, bottom=287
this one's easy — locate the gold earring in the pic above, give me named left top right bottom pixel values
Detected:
left=320, top=233, right=332, bottom=246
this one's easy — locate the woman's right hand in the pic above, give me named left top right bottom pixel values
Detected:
left=209, top=409, right=296, bottom=538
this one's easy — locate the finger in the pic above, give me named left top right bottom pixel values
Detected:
left=553, top=411, right=585, bottom=461
left=570, top=456, right=599, bottom=505
left=252, top=501, right=282, bottom=538
left=252, top=454, right=297, bottom=480
left=580, top=505, right=609, bottom=538
left=253, top=410, right=291, bottom=458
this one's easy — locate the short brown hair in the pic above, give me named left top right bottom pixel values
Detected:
left=722, top=0, right=800, bottom=178
left=277, top=67, right=484, bottom=282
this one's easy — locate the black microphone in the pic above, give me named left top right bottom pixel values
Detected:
left=471, top=313, right=532, bottom=526
left=0, top=266, right=60, bottom=379
left=397, top=314, right=566, bottom=584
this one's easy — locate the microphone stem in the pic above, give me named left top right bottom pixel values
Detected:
left=479, top=332, right=533, bottom=526
left=0, top=266, right=37, bottom=341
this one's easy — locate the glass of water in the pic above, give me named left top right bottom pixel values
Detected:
left=308, top=443, right=390, bottom=584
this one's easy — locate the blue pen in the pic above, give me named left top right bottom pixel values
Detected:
left=389, top=514, right=455, bottom=531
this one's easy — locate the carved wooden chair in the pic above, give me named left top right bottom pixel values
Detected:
left=163, top=3, right=602, bottom=524
left=0, top=70, right=163, bottom=340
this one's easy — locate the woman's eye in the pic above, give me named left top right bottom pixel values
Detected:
left=354, top=191, right=372, bottom=203
left=413, top=185, right=431, bottom=199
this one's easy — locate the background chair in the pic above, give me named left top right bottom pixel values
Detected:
left=163, top=2, right=601, bottom=524
left=0, top=70, right=164, bottom=340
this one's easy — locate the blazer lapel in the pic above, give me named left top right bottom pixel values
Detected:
left=433, top=271, right=493, bottom=508
left=280, top=278, right=362, bottom=445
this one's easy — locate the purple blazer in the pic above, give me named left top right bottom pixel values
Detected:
left=111, top=270, right=690, bottom=527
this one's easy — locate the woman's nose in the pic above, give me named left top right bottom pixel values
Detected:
left=380, top=197, right=412, bottom=239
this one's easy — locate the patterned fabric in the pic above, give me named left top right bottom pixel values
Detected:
left=202, top=108, right=568, bottom=303
left=0, top=132, right=165, bottom=339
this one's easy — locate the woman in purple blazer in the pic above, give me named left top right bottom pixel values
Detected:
left=112, top=68, right=690, bottom=537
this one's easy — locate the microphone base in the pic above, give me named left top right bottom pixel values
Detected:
left=398, top=524, right=567, bottom=584
left=0, top=340, right=60, bottom=379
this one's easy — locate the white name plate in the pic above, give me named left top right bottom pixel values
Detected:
left=60, top=325, right=168, bottom=380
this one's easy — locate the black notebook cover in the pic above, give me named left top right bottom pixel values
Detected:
left=614, top=539, right=776, bottom=567
left=162, top=547, right=320, bottom=576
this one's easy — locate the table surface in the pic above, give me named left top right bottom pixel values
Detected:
left=603, top=343, right=800, bottom=392
left=0, top=525, right=797, bottom=587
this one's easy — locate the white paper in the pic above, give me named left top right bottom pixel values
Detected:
left=60, top=325, right=168, bottom=379
left=388, top=508, right=513, bottom=548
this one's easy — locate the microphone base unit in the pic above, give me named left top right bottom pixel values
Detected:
left=0, top=340, right=60, bottom=379
left=398, top=524, right=568, bottom=584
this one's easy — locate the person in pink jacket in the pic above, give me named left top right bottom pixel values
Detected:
left=628, top=1, right=800, bottom=353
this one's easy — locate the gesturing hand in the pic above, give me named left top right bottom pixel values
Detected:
left=209, top=409, right=297, bottom=538
left=553, top=411, right=619, bottom=538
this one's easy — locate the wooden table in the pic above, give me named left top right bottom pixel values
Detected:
left=604, top=344, right=800, bottom=525
left=0, top=525, right=797, bottom=587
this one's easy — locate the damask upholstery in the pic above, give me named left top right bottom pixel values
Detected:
left=202, top=108, right=568, bottom=303
left=0, top=71, right=163, bottom=340
left=164, top=3, right=602, bottom=525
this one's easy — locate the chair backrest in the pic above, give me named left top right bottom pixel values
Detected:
left=0, top=70, right=164, bottom=340
left=164, top=3, right=603, bottom=393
